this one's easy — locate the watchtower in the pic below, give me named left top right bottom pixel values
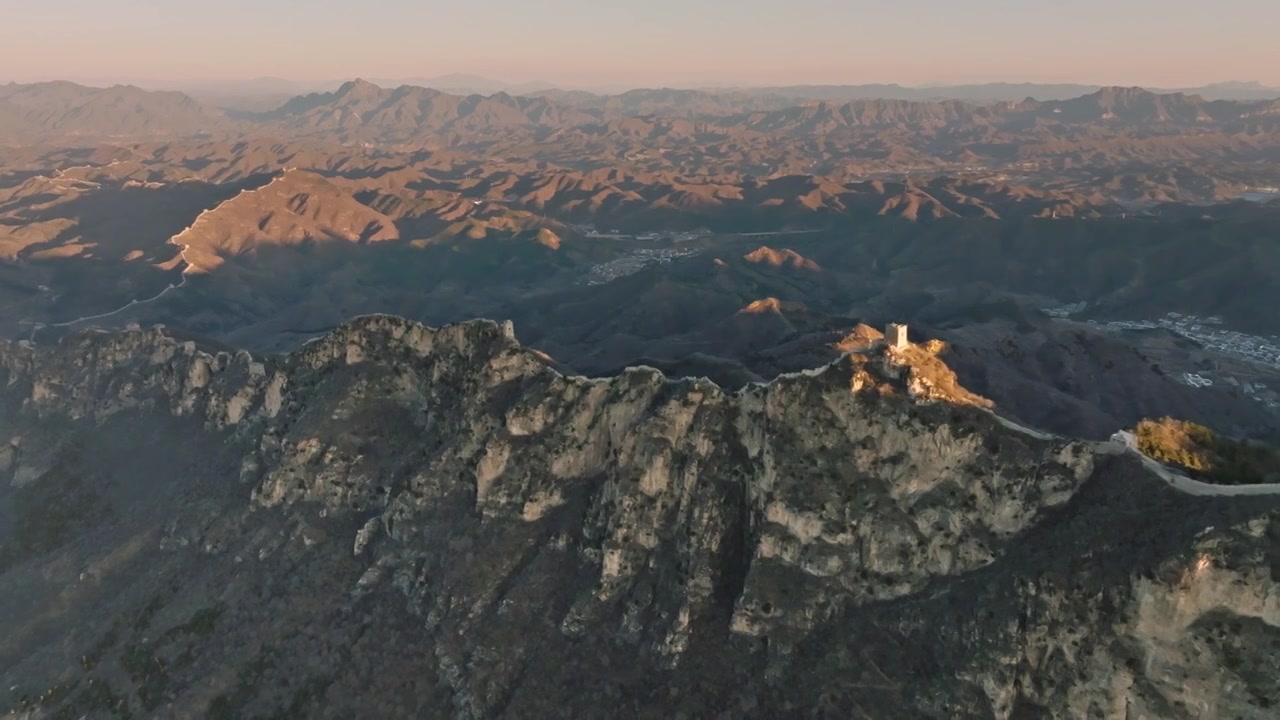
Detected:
left=885, top=323, right=909, bottom=350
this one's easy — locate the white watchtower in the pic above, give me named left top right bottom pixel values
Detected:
left=885, top=323, right=909, bottom=350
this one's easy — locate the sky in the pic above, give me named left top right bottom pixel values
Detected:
left=2, top=0, right=1279, bottom=89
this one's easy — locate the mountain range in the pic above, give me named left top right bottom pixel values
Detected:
left=2, top=70, right=1280, bottom=716
left=5, top=80, right=1280, bottom=144
left=2, top=316, right=1279, bottom=717
left=0, top=81, right=228, bottom=142
left=3, top=155, right=1277, bottom=442
left=154, top=76, right=1280, bottom=105
left=3, top=81, right=1279, bottom=217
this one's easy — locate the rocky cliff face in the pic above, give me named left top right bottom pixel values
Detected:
left=1, top=317, right=1278, bottom=719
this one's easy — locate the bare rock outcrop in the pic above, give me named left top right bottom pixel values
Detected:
left=1, top=316, right=1277, bottom=719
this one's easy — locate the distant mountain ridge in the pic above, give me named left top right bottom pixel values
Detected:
left=0, top=81, right=230, bottom=142
left=6, top=79, right=1280, bottom=147
left=165, top=77, right=1280, bottom=103
left=711, top=80, right=1280, bottom=103
left=257, top=78, right=595, bottom=141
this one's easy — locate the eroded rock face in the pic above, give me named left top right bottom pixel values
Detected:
left=6, top=326, right=286, bottom=430
left=1, top=316, right=1277, bottom=719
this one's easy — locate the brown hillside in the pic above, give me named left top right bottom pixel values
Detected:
left=177, top=170, right=399, bottom=273
left=743, top=246, right=821, bottom=270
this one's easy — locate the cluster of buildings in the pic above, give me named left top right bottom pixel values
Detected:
left=1179, top=369, right=1280, bottom=411
left=1240, top=381, right=1278, bottom=408
left=1238, top=187, right=1280, bottom=203
left=1152, top=313, right=1278, bottom=369
left=1042, top=305, right=1280, bottom=411
left=1175, top=370, right=1280, bottom=411
left=1183, top=372, right=1214, bottom=388
left=584, top=248, right=703, bottom=286
left=1058, top=310, right=1280, bottom=370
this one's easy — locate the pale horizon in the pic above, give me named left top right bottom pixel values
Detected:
left=3, top=0, right=1279, bottom=90
left=8, top=74, right=1280, bottom=95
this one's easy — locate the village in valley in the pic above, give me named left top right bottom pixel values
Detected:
left=584, top=246, right=703, bottom=285
left=1043, top=302, right=1280, bottom=411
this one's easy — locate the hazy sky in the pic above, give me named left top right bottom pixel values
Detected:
left=3, top=0, right=1279, bottom=88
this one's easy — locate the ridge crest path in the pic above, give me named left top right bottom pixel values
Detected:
left=43, top=171, right=293, bottom=329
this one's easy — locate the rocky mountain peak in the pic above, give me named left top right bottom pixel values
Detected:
left=335, top=78, right=383, bottom=99
left=3, top=315, right=1279, bottom=717
left=742, top=245, right=820, bottom=270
